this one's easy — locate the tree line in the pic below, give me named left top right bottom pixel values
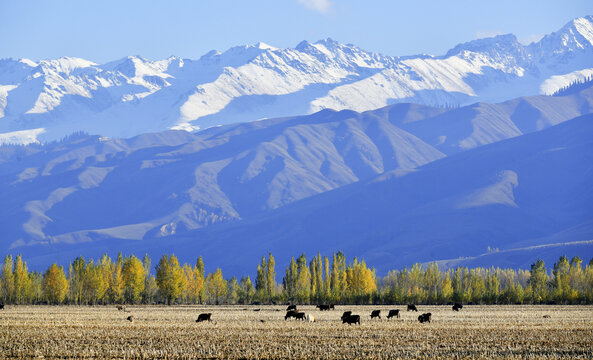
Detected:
left=1, top=252, right=592, bottom=305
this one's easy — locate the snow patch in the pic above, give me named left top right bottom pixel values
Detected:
left=0, top=128, right=45, bottom=145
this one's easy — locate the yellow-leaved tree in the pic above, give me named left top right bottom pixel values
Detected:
left=122, top=255, right=145, bottom=304
left=43, top=263, right=68, bottom=304
left=205, top=268, right=227, bottom=304
left=346, top=258, right=377, bottom=300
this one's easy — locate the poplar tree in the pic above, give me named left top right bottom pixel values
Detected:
left=529, top=259, right=549, bottom=303
left=69, top=256, right=86, bottom=304
left=84, top=260, right=107, bottom=304
left=255, top=256, right=267, bottom=301
left=205, top=268, right=227, bottom=304
left=43, top=263, right=68, bottom=304
left=266, top=253, right=276, bottom=299
left=295, top=254, right=311, bottom=303
left=156, top=254, right=184, bottom=304
left=330, top=252, right=347, bottom=301
left=1, top=255, right=14, bottom=304
left=13, top=255, right=30, bottom=304
left=122, top=255, right=145, bottom=303
left=239, top=276, right=255, bottom=304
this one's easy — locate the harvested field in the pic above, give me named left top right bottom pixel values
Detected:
left=0, top=305, right=592, bottom=359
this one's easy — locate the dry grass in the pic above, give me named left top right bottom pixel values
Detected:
left=0, top=305, right=591, bottom=359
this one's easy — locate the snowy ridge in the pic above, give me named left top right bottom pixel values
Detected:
left=0, top=16, right=592, bottom=144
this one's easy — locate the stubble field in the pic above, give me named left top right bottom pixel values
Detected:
left=0, top=305, right=591, bottom=359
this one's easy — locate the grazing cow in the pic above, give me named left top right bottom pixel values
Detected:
left=370, top=310, right=381, bottom=319
left=341, top=311, right=352, bottom=321
left=342, top=314, right=361, bottom=325
left=306, top=314, right=316, bottom=322
left=287, top=305, right=297, bottom=311
left=316, top=304, right=331, bottom=311
left=0, top=304, right=4, bottom=310
left=387, top=309, right=400, bottom=319
left=126, top=315, right=134, bottom=322
left=543, top=315, right=551, bottom=319
left=196, top=313, right=212, bottom=322
left=418, top=313, right=432, bottom=323
left=407, top=304, right=418, bottom=312
left=294, top=312, right=306, bottom=321
left=253, top=309, right=261, bottom=312
left=452, top=303, right=463, bottom=312
left=285, top=310, right=298, bottom=320
left=117, top=305, right=126, bottom=311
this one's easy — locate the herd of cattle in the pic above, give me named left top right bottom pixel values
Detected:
left=190, top=302, right=464, bottom=325
left=0, top=302, right=464, bottom=325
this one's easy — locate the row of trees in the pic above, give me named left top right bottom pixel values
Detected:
left=1, top=253, right=592, bottom=305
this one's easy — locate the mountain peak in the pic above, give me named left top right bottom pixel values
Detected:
left=445, top=33, right=522, bottom=58
left=528, top=15, right=593, bottom=60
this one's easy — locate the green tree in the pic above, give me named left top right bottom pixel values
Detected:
left=68, top=256, right=86, bottom=304
left=226, top=276, right=240, bottom=304
left=155, top=254, right=184, bottom=304
left=239, top=276, right=255, bottom=304
left=141, top=254, right=157, bottom=304
left=283, top=257, right=298, bottom=301
left=424, top=262, right=440, bottom=303
left=205, top=268, right=227, bottom=304
left=43, top=263, right=68, bottom=304
left=330, top=252, right=347, bottom=302
left=1, top=255, right=14, bottom=303
left=255, top=256, right=267, bottom=301
left=568, top=256, right=584, bottom=302
left=529, top=259, right=549, bottom=304
left=485, top=270, right=500, bottom=303
left=468, top=269, right=486, bottom=303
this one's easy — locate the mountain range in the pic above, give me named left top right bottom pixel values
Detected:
left=1, top=79, right=592, bottom=274
left=1, top=16, right=592, bottom=145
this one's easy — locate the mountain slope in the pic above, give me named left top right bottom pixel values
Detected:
left=145, top=112, right=593, bottom=275
left=1, top=16, right=592, bottom=144
left=1, top=85, right=592, bottom=273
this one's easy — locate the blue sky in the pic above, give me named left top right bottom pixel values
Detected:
left=1, top=0, right=590, bottom=63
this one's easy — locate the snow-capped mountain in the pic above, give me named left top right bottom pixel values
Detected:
left=1, top=16, right=592, bottom=145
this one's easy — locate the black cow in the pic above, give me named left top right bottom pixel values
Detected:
left=196, top=313, right=212, bottom=322
left=287, top=305, right=297, bottom=311
left=0, top=304, right=4, bottom=310
left=407, top=304, right=418, bottom=312
left=342, top=314, right=361, bottom=325
left=370, top=310, right=381, bottom=319
left=316, top=304, right=331, bottom=311
left=341, top=311, right=352, bottom=321
left=294, top=312, right=306, bottom=320
left=452, top=303, right=463, bottom=311
left=387, top=309, right=400, bottom=319
left=418, top=313, right=432, bottom=323
left=126, top=315, right=134, bottom=322
left=285, top=310, right=298, bottom=320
